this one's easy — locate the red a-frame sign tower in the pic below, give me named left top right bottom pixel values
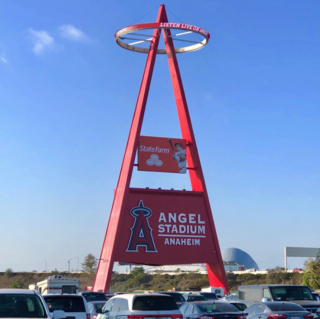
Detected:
left=93, top=4, right=229, bottom=294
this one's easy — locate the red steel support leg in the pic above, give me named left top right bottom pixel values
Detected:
left=161, top=17, right=229, bottom=294
left=92, top=5, right=166, bottom=292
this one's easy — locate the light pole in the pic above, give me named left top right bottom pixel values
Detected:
left=74, top=257, right=79, bottom=272
left=43, top=259, right=47, bottom=272
left=67, top=259, right=72, bottom=273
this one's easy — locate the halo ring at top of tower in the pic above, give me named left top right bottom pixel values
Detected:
left=115, top=22, right=210, bottom=54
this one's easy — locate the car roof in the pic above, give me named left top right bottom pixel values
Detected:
left=110, top=293, right=174, bottom=302
left=187, top=301, right=241, bottom=311
left=0, top=289, right=36, bottom=294
left=189, top=301, right=228, bottom=305
left=43, top=294, right=84, bottom=297
left=240, top=285, right=307, bottom=288
left=252, top=301, right=302, bottom=306
left=80, top=292, right=105, bottom=294
left=155, top=292, right=181, bottom=294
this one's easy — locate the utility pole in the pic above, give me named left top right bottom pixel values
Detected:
left=74, top=257, right=79, bottom=271
left=67, top=259, right=72, bottom=273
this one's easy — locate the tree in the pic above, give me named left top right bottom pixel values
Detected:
left=5, top=268, right=14, bottom=278
left=82, top=253, right=97, bottom=275
left=11, top=279, right=24, bottom=288
left=303, top=254, right=320, bottom=289
left=226, top=272, right=237, bottom=289
left=131, top=267, right=145, bottom=276
left=267, top=266, right=286, bottom=284
left=51, top=269, right=59, bottom=275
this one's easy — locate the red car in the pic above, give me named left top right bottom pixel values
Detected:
left=293, top=268, right=303, bottom=272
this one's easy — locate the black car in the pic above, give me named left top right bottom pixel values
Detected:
left=180, top=301, right=246, bottom=319
left=154, top=292, right=186, bottom=307
left=78, top=292, right=108, bottom=302
left=183, top=294, right=207, bottom=302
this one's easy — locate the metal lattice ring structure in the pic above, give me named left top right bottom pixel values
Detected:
left=115, top=22, right=210, bottom=54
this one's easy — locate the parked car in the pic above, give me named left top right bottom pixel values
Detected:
left=43, top=294, right=90, bottom=319
left=0, top=288, right=66, bottom=319
left=293, top=269, right=303, bottom=273
left=87, top=301, right=106, bottom=319
left=183, top=294, right=207, bottom=302
left=238, top=285, right=320, bottom=315
left=199, top=292, right=218, bottom=300
left=79, top=292, right=108, bottom=302
left=245, top=302, right=314, bottom=319
left=179, top=301, right=246, bottom=319
left=97, top=293, right=182, bottom=319
left=311, top=292, right=320, bottom=302
left=222, top=294, right=238, bottom=301
left=154, top=291, right=186, bottom=307
left=227, top=300, right=252, bottom=311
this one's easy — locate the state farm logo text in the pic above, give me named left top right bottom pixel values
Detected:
left=140, top=145, right=169, bottom=153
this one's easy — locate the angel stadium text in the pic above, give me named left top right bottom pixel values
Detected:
left=158, top=212, right=205, bottom=224
left=158, top=224, right=205, bottom=234
left=164, top=238, right=200, bottom=246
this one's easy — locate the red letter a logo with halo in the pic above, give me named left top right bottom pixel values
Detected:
left=126, top=200, right=157, bottom=252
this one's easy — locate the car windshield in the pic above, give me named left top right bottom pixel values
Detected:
left=231, top=303, right=247, bottom=311
left=93, top=302, right=105, bottom=313
left=201, top=293, right=218, bottom=300
left=43, top=296, right=85, bottom=312
left=188, top=295, right=206, bottom=301
left=82, top=293, right=107, bottom=302
left=0, top=293, right=47, bottom=318
left=157, top=293, right=185, bottom=302
left=268, top=303, right=305, bottom=311
left=197, top=303, right=239, bottom=313
left=133, top=296, right=178, bottom=311
left=270, top=287, right=313, bottom=301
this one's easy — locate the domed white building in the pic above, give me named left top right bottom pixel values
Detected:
left=222, top=247, right=259, bottom=271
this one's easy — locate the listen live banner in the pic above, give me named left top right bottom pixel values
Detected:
left=114, top=188, right=219, bottom=265
left=138, top=136, right=187, bottom=173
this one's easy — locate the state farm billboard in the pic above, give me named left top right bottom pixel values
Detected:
left=138, top=136, right=187, bottom=174
left=114, top=188, right=219, bottom=265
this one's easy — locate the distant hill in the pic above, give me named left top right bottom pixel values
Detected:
left=0, top=269, right=303, bottom=293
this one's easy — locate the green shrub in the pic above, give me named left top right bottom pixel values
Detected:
left=11, top=279, right=24, bottom=288
left=5, top=268, right=14, bottom=278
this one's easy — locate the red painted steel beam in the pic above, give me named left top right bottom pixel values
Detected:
left=92, top=5, right=166, bottom=292
left=161, top=15, right=229, bottom=294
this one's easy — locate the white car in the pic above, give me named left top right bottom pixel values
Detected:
left=98, top=293, right=182, bottom=319
left=0, top=288, right=65, bottom=319
left=43, top=294, right=90, bottom=319
left=87, top=301, right=107, bottom=319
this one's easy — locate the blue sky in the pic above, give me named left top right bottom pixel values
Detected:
left=0, top=0, right=319, bottom=273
